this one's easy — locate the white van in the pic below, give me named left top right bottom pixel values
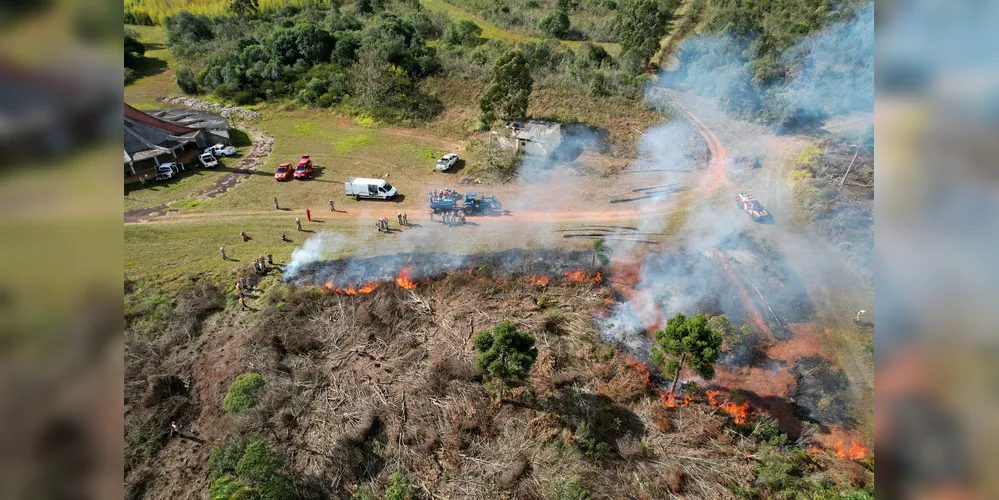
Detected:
left=345, top=177, right=397, bottom=200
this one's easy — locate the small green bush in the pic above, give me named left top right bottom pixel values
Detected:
left=553, top=475, right=590, bottom=500
left=175, top=66, right=199, bottom=94
left=209, top=476, right=249, bottom=500
left=236, top=441, right=295, bottom=499
left=796, top=144, right=821, bottom=166
left=384, top=472, right=414, bottom=500
left=208, top=440, right=244, bottom=480
left=222, top=373, right=265, bottom=414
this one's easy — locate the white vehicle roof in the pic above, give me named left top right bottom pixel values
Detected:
left=440, top=153, right=457, bottom=160
left=200, top=152, right=215, bottom=158
left=348, top=178, right=387, bottom=186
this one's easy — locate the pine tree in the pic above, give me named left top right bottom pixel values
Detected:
left=474, top=320, right=538, bottom=401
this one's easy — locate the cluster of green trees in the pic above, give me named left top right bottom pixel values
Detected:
left=158, top=1, right=655, bottom=124
left=208, top=440, right=295, bottom=500
left=165, top=4, right=442, bottom=122
left=124, top=30, right=146, bottom=84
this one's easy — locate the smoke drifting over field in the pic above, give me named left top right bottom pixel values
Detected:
left=284, top=2, right=873, bottom=370
left=663, top=2, right=873, bottom=129
left=597, top=4, right=874, bottom=354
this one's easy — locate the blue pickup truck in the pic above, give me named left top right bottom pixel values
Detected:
left=429, top=191, right=502, bottom=215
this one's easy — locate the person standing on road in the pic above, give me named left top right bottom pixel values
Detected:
left=329, top=199, right=335, bottom=212
left=273, top=196, right=279, bottom=210
left=397, top=212, right=403, bottom=226
left=306, top=208, right=312, bottom=222
left=428, top=210, right=434, bottom=222
left=220, top=247, right=227, bottom=260
left=403, top=213, right=408, bottom=226
left=296, top=218, right=302, bottom=231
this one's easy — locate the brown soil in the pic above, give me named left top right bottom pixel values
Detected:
left=124, top=204, right=170, bottom=223
left=195, top=125, right=274, bottom=199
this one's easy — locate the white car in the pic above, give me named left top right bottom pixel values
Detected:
left=155, top=162, right=181, bottom=181
left=198, top=153, right=219, bottom=168
left=205, top=143, right=237, bottom=157
left=436, top=153, right=459, bottom=171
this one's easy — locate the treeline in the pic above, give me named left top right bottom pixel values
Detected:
left=668, top=0, right=873, bottom=129
left=444, top=0, right=621, bottom=42
left=161, top=0, right=661, bottom=124
left=124, top=0, right=316, bottom=26
left=125, top=30, right=146, bottom=84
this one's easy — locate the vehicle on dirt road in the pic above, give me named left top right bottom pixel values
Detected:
left=198, top=153, right=219, bottom=168
left=294, top=155, right=314, bottom=179
left=204, top=143, right=236, bottom=157
left=275, top=162, right=293, bottom=181
left=155, top=162, right=181, bottom=181
left=436, top=153, right=459, bottom=172
left=429, top=190, right=502, bottom=215
left=736, top=193, right=771, bottom=221
left=345, top=177, right=397, bottom=200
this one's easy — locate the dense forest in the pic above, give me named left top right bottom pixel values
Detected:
left=130, top=0, right=873, bottom=128
left=157, top=0, right=659, bottom=125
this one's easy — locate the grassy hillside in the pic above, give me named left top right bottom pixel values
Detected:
left=125, top=0, right=314, bottom=24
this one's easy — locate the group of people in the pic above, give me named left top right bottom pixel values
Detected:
left=235, top=274, right=252, bottom=310
left=253, top=254, right=272, bottom=275
left=429, top=188, right=460, bottom=203
left=431, top=209, right=466, bottom=226
left=375, top=212, right=414, bottom=232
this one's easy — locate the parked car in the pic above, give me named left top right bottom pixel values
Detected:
left=294, top=155, right=314, bottom=179
left=344, top=177, right=397, bottom=200
left=155, top=162, right=181, bottom=181
left=204, top=143, right=237, bottom=157
left=274, top=162, right=293, bottom=181
left=198, top=153, right=219, bottom=168
left=436, top=153, right=459, bottom=171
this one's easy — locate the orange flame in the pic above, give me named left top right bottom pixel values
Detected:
left=706, top=390, right=722, bottom=407
left=834, top=440, right=870, bottom=460
left=396, top=266, right=418, bottom=289
left=624, top=357, right=653, bottom=388
left=806, top=445, right=822, bottom=455
left=563, top=268, right=601, bottom=283
left=322, top=280, right=379, bottom=295
left=681, top=394, right=693, bottom=407
left=661, top=391, right=677, bottom=408
left=721, top=401, right=750, bottom=424
left=529, top=275, right=550, bottom=286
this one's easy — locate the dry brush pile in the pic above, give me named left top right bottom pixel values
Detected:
left=125, top=269, right=871, bottom=498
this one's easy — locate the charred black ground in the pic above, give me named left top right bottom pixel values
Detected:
left=285, top=249, right=603, bottom=287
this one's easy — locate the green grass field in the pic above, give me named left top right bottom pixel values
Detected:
left=420, top=0, right=620, bottom=56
